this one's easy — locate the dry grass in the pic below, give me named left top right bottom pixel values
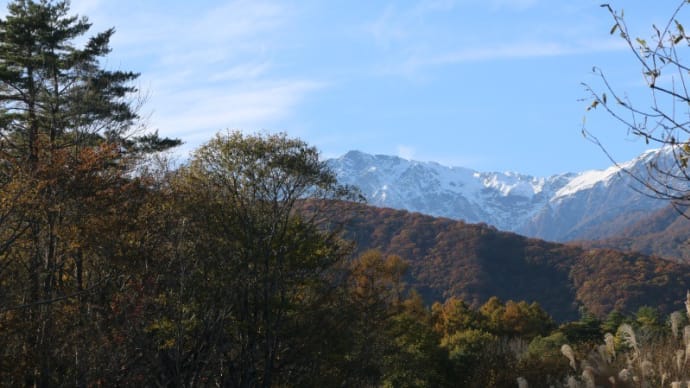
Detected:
left=519, top=292, right=690, bottom=387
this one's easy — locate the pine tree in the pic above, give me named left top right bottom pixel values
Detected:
left=0, top=1, right=179, bottom=384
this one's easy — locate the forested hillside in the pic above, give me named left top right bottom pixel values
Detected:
left=583, top=204, right=690, bottom=262
left=308, top=201, right=690, bottom=321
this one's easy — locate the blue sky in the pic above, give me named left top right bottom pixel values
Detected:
left=1, top=0, right=684, bottom=176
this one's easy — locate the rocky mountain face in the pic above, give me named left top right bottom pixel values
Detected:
left=328, top=149, right=671, bottom=242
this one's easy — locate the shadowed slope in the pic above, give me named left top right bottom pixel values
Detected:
left=309, top=201, right=690, bottom=321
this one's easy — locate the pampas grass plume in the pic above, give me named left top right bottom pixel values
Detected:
left=561, top=344, right=577, bottom=371
left=619, top=324, right=639, bottom=354
left=640, top=360, right=654, bottom=378
left=566, top=376, right=579, bottom=388
left=673, top=311, right=683, bottom=338
left=677, top=349, right=685, bottom=372
left=582, top=367, right=595, bottom=388
left=604, top=332, right=615, bottom=359
left=516, top=376, right=528, bottom=388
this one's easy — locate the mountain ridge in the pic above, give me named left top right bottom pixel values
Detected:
left=582, top=204, right=690, bottom=261
left=328, top=149, right=669, bottom=241
left=305, top=200, right=690, bottom=321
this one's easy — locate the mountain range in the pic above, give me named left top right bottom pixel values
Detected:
left=328, top=149, right=674, bottom=242
left=317, top=148, right=690, bottom=320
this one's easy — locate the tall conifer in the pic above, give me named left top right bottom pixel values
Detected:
left=0, top=1, right=178, bottom=384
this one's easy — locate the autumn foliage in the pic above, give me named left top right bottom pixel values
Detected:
left=3, top=1, right=690, bottom=387
left=313, top=201, right=690, bottom=321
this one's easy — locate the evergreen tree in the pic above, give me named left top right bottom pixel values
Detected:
left=0, top=1, right=178, bottom=384
left=0, top=0, right=177, bottom=162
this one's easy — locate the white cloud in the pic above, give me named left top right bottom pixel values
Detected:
left=396, top=145, right=416, bottom=160
left=433, top=38, right=624, bottom=62
left=363, top=0, right=626, bottom=79
left=367, top=5, right=408, bottom=48
left=380, top=38, right=627, bottom=77
left=108, top=1, right=285, bottom=62
left=68, top=1, right=327, bottom=148
left=209, top=62, right=272, bottom=82
left=366, top=0, right=460, bottom=48
left=149, top=79, right=326, bottom=155
left=193, top=1, right=285, bottom=43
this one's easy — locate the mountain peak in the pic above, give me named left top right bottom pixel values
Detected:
left=329, top=149, right=668, bottom=241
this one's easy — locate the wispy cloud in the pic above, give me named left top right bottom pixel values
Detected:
left=66, top=0, right=326, bottom=152
left=366, top=0, right=460, bottom=49
left=106, top=1, right=286, bottom=64
left=151, top=79, right=326, bottom=152
left=396, top=145, right=416, bottom=160
left=364, top=0, right=626, bottom=78
left=398, top=38, right=626, bottom=69
left=367, top=5, right=408, bottom=48
left=209, top=62, right=272, bottom=82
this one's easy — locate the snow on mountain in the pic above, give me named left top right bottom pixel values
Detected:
left=553, top=167, right=620, bottom=199
left=481, top=172, right=545, bottom=197
left=328, top=149, right=670, bottom=242
left=552, top=149, right=660, bottom=201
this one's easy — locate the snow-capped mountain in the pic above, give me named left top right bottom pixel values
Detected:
left=328, top=149, right=671, bottom=242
